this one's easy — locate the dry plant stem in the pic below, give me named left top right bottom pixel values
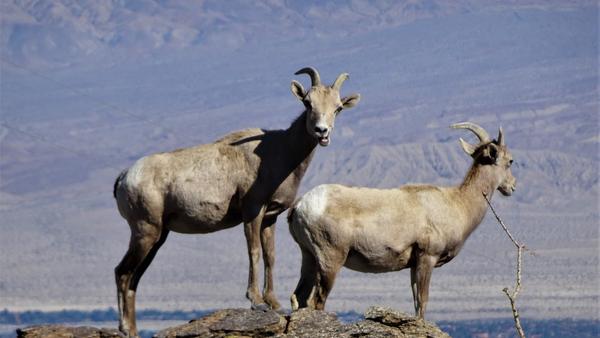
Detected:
left=483, top=192, right=526, bottom=338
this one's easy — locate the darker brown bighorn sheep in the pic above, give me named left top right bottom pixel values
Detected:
left=113, top=67, right=360, bottom=336
left=287, top=122, right=516, bottom=318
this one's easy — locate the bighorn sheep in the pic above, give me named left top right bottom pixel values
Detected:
left=113, top=67, right=360, bottom=336
left=288, top=122, right=516, bottom=318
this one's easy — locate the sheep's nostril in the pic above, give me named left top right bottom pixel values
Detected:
left=314, top=126, right=328, bottom=135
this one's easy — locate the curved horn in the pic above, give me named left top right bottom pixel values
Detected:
left=458, top=137, right=477, bottom=156
left=497, top=126, right=505, bottom=146
left=450, top=122, right=491, bottom=143
left=294, top=67, right=321, bottom=87
left=331, top=72, right=349, bottom=91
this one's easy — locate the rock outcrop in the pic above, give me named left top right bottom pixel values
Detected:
left=17, top=306, right=451, bottom=338
left=353, top=306, right=451, bottom=337
left=154, top=308, right=287, bottom=338
left=17, top=325, right=125, bottom=338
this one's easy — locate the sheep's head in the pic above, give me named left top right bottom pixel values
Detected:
left=291, top=67, right=360, bottom=146
left=451, top=122, right=517, bottom=196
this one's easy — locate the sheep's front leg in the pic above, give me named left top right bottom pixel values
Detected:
left=411, top=254, right=438, bottom=319
left=244, top=206, right=267, bottom=309
left=410, top=265, right=418, bottom=315
left=260, top=216, right=281, bottom=310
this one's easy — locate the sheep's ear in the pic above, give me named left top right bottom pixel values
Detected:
left=341, top=93, right=360, bottom=109
left=458, top=138, right=477, bottom=156
left=481, top=143, right=500, bottom=163
left=291, top=80, right=306, bottom=100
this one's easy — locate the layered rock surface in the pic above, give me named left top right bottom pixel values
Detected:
left=18, top=306, right=451, bottom=338
left=17, top=325, right=124, bottom=338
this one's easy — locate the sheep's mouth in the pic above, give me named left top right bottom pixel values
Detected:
left=318, top=136, right=330, bottom=146
left=498, top=185, right=515, bottom=196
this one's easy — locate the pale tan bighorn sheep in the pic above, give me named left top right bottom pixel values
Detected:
left=113, top=67, right=360, bottom=337
left=288, top=122, right=516, bottom=318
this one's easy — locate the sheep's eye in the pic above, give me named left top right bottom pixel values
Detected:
left=508, top=159, right=514, bottom=167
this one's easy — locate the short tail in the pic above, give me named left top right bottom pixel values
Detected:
left=113, top=170, right=127, bottom=199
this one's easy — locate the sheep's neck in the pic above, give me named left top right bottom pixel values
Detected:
left=457, top=163, right=497, bottom=238
left=283, top=110, right=318, bottom=181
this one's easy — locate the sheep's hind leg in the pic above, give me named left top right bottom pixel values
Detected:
left=291, top=248, right=319, bottom=310
left=115, top=239, right=137, bottom=335
left=260, top=217, right=281, bottom=310
left=313, top=249, right=346, bottom=310
left=115, top=221, right=167, bottom=337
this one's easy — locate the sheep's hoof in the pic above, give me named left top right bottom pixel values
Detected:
left=251, top=303, right=270, bottom=312
left=264, top=294, right=281, bottom=310
left=290, top=294, right=299, bottom=311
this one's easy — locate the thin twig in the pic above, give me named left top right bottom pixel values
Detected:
left=483, top=192, right=526, bottom=338
left=483, top=193, right=521, bottom=249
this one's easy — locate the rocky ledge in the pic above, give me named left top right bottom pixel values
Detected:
left=17, top=306, right=450, bottom=338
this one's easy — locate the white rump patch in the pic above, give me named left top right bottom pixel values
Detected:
left=126, top=156, right=147, bottom=187
left=295, top=184, right=329, bottom=223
